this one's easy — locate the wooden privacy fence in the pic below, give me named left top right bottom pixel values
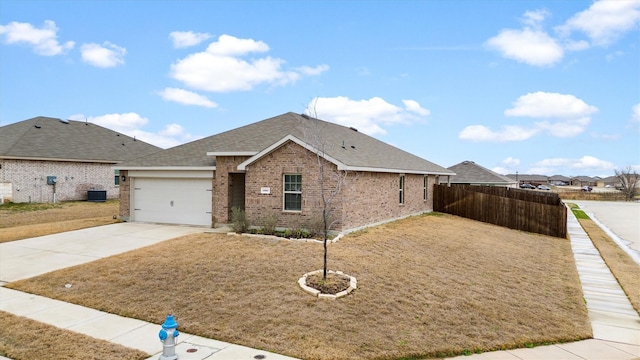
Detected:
left=433, top=184, right=567, bottom=238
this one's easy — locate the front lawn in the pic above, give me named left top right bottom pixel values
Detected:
left=6, top=214, right=591, bottom=359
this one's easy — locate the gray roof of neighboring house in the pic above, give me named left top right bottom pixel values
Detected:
left=549, top=175, right=570, bottom=181
left=505, top=174, right=549, bottom=182
left=447, top=161, right=516, bottom=185
left=119, top=112, right=454, bottom=175
left=0, top=117, right=162, bottom=163
left=571, top=175, right=595, bottom=182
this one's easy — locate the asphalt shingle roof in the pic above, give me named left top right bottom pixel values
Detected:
left=120, top=112, right=454, bottom=175
left=447, top=161, right=516, bottom=185
left=0, top=117, right=161, bottom=162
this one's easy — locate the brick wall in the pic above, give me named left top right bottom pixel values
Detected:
left=244, top=142, right=343, bottom=231
left=341, top=172, right=434, bottom=231
left=118, top=170, right=130, bottom=220
left=213, top=156, right=249, bottom=224
left=0, top=159, right=119, bottom=203
left=243, top=142, right=433, bottom=232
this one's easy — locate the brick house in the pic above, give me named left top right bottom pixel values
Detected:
left=117, top=112, right=454, bottom=232
left=0, top=117, right=161, bottom=204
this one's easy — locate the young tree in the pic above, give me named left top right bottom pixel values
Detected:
left=615, top=166, right=640, bottom=201
left=298, top=106, right=351, bottom=280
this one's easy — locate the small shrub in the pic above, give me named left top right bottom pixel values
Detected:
left=261, top=213, right=278, bottom=235
left=230, top=207, right=249, bottom=233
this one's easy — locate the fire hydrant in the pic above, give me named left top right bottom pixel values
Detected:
left=158, top=314, right=180, bottom=360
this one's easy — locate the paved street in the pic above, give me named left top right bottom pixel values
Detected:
left=575, top=200, right=640, bottom=264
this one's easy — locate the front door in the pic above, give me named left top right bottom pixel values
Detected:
left=228, top=173, right=246, bottom=219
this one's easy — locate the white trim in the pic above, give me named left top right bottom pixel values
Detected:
left=114, top=166, right=215, bottom=171
left=127, top=170, right=214, bottom=179
left=206, top=151, right=258, bottom=157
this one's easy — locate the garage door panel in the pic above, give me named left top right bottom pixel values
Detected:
left=132, top=178, right=212, bottom=226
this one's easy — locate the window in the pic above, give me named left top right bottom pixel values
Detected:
left=399, top=174, right=405, bottom=205
left=114, top=169, right=120, bottom=185
left=423, top=175, right=428, bottom=201
left=283, top=174, right=302, bottom=211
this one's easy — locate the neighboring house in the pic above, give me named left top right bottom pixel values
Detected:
left=0, top=117, right=161, bottom=204
left=445, top=160, right=517, bottom=187
left=570, top=176, right=596, bottom=187
left=506, top=174, right=549, bottom=186
left=597, top=176, right=621, bottom=188
left=116, top=112, right=455, bottom=232
left=549, top=175, right=570, bottom=186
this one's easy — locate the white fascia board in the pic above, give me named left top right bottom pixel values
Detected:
left=114, top=166, right=216, bottom=171
left=237, top=135, right=346, bottom=171
left=206, top=151, right=258, bottom=157
left=339, top=166, right=456, bottom=175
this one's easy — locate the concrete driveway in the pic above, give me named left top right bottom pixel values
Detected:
left=0, top=222, right=205, bottom=284
left=574, top=200, right=640, bottom=264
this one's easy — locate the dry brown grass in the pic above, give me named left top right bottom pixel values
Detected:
left=0, top=310, right=148, bottom=360
left=0, top=200, right=119, bottom=243
left=577, top=219, right=640, bottom=313
left=7, top=213, right=591, bottom=359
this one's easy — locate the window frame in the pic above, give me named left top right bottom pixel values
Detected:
left=423, top=175, right=428, bottom=202
left=283, top=174, right=302, bottom=212
left=114, top=169, right=120, bottom=186
left=399, top=174, right=405, bottom=205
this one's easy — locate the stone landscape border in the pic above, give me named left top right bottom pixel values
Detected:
left=298, top=270, right=357, bottom=300
left=226, top=232, right=343, bottom=244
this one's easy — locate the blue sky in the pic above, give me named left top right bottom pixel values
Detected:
left=1, top=0, right=638, bottom=177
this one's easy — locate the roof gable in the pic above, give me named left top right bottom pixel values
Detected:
left=0, top=117, right=161, bottom=163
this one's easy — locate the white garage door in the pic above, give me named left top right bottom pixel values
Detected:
left=132, top=178, right=212, bottom=226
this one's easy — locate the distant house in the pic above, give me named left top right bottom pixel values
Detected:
left=446, top=160, right=516, bottom=187
left=549, top=175, right=570, bottom=186
left=0, top=117, right=161, bottom=204
left=506, top=174, right=549, bottom=186
left=596, top=176, right=619, bottom=188
left=570, top=176, right=596, bottom=187
left=116, top=112, right=455, bottom=232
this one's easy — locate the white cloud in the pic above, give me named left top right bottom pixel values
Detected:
left=556, top=0, right=640, bottom=46
left=205, top=34, right=269, bottom=55
left=503, top=157, right=521, bottom=167
left=486, top=1, right=640, bottom=66
left=307, top=96, right=431, bottom=136
left=169, top=31, right=212, bottom=48
left=458, top=124, right=539, bottom=142
left=0, top=20, right=74, bottom=56
left=505, top=92, right=598, bottom=118
left=158, top=87, right=217, bottom=108
left=529, top=155, right=615, bottom=175
left=632, top=103, right=640, bottom=123
left=402, top=99, right=430, bottom=116
left=522, top=9, right=551, bottom=29
left=485, top=28, right=564, bottom=66
left=296, top=64, right=330, bottom=76
left=82, top=112, right=198, bottom=149
left=170, top=34, right=326, bottom=92
left=460, top=92, right=597, bottom=142
left=492, top=157, right=521, bottom=175
left=80, top=42, right=126, bottom=68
